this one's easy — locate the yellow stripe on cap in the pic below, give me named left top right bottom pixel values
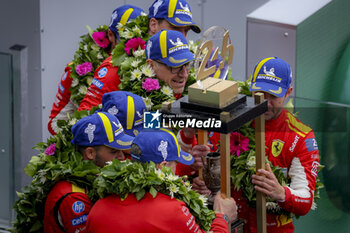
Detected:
left=252, top=57, right=275, bottom=83
left=160, top=128, right=180, bottom=158
left=127, top=96, right=135, bottom=130
left=120, top=8, right=134, bottom=25
left=168, top=0, right=178, bottom=18
left=97, top=112, right=114, bottom=143
left=160, top=31, right=168, bottom=58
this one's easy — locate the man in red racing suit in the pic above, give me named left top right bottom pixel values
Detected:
left=44, top=111, right=135, bottom=233
left=178, top=57, right=320, bottom=232
left=48, top=5, right=145, bottom=134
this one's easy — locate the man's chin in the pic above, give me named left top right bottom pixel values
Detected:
left=172, top=86, right=185, bottom=94
left=264, top=112, right=274, bottom=121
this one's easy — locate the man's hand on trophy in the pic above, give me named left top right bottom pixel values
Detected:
left=190, top=144, right=210, bottom=170
left=213, top=191, right=238, bottom=223
left=191, top=177, right=211, bottom=195
left=251, top=163, right=286, bottom=201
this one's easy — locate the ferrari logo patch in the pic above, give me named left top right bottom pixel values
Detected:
left=271, top=139, right=284, bottom=157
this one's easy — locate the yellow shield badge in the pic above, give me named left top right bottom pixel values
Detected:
left=271, top=139, right=284, bottom=157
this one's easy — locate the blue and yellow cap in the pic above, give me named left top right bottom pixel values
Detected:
left=109, top=5, right=145, bottom=39
left=145, top=30, right=194, bottom=67
left=149, top=0, right=201, bottom=33
left=131, top=128, right=194, bottom=165
left=101, top=91, right=146, bottom=137
left=71, top=112, right=134, bottom=150
left=249, top=57, right=292, bottom=98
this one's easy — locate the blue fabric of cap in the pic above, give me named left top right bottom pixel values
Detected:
left=109, top=5, right=145, bottom=39
left=249, top=57, right=292, bottom=98
left=145, top=30, right=194, bottom=67
left=148, top=0, right=201, bottom=33
left=71, top=112, right=134, bottom=150
left=131, top=128, right=194, bottom=165
left=101, top=91, right=146, bottom=137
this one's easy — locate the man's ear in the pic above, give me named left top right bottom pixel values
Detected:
left=83, top=147, right=96, bottom=160
left=157, top=161, right=168, bottom=169
left=107, top=29, right=114, bottom=41
left=148, top=18, right=158, bottom=36
left=146, top=59, right=156, bottom=69
left=285, top=86, right=293, bottom=99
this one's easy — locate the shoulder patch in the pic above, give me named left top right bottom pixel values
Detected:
left=305, top=138, right=318, bottom=152
left=98, top=67, right=108, bottom=78
left=285, top=112, right=312, bottom=137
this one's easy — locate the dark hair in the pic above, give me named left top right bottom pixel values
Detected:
left=155, top=18, right=165, bottom=24
left=75, top=145, right=101, bottom=156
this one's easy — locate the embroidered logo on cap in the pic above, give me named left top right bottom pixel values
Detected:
left=108, top=106, right=119, bottom=115
left=263, top=66, right=275, bottom=76
left=146, top=40, right=152, bottom=59
left=158, top=140, right=168, bottom=160
left=153, top=0, right=163, bottom=16
left=110, top=11, right=118, bottom=27
left=84, top=123, right=96, bottom=143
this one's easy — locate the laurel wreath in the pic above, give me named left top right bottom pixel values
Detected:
left=68, top=25, right=110, bottom=107
left=92, top=159, right=215, bottom=231
left=11, top=107, right=101, bottom=233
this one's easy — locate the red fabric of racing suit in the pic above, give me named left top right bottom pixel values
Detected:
left=44, top=181, right=92, bottom=233
left=48, top=65, right=75, bottom=135
left=86, top=192, right=228, bottom=233
left=78, top=56, right=120, bottom=111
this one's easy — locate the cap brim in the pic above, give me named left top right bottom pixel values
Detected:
left=250, top=82, right=287, bottom=98
left=166, top=18, right=201, bottom=34
left=160, top=51, right=194, bottom=67
left=177, top=151, right=194, bottom=165
left=190, top=24, right=201, bottom=33
left=105, top=133, right=134, bottom=150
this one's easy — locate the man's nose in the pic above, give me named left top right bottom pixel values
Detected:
left=178, top=66, right=189, bottom=78
left=116, top=151, right=125, bottom=161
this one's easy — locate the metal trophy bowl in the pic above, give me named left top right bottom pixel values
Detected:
left=194, top=26, right=233, bottom=82
left=202, top=152, right=221, bottom=205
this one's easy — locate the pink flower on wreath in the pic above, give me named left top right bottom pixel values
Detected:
left=76, top=62, right=93, bottom=76
left=230, top=132, right=249, bottom=157
left=45, top=143, right=56, bottom=156
left=142, top=78, right=161, bottom=92
left=124, top=37, right=146, bottom=55
left=92, top=31, right=109, bottom=49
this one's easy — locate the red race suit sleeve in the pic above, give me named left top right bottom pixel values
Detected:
left=48, top=65, right=75, bottom=135
left=78, top=56, right=120, bottom=111
left=57, top=192, right=92, bottom=233
left=277, top=130, right=320, bottom=216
